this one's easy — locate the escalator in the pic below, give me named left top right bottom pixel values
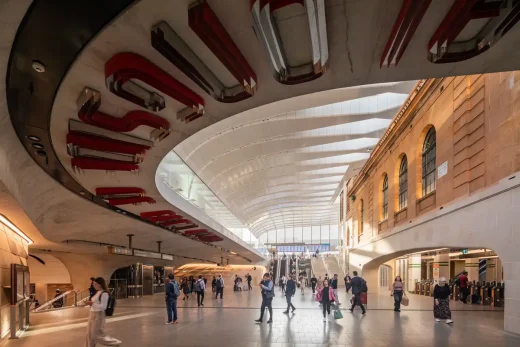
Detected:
left=280, top=258, right=287, bottom=278
left=272, top=258, right=279, bottom=282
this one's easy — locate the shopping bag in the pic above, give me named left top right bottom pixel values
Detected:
left=334, top=308, right=343, bottom=319
left=401, top=295, right=409, bottom=306
left=360, top=292, right=368, bottom=305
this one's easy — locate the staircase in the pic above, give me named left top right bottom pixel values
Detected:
left=311, top=257, right=327, bottom=279
left=324, top=256, right=345, bottom=286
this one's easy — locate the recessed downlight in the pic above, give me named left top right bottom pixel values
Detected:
left=31, top=143, right=44, bottom=149
left=35, top=150, right=46, bottom=157
left=32, top=60, right=45, bottom=73
left=27, top=135, right=40, bottom=141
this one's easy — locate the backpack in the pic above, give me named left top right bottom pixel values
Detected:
left=216, top=278, right=223, bottom=288
left=194, top=280, right=202, bottom=292
left=100, top=291, right=116, bottom=317
left=172, top=281, right=180, bottom=298
left=361, top=279, right=368, bottom=293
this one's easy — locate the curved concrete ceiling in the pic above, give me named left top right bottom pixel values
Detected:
left=3, top=0, right=520, bottom=265
left=174, top=85, right=415, bottom=236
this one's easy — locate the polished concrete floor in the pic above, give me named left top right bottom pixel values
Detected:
left=6, top=287, right=518, bottom=347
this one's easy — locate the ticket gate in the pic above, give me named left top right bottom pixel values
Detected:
left=424, top=282, right=431, bottom=296
left=420, top=282, right=425, bottom=295
left=415, top=282, right=420, bottom=294
left=452, top=285, right=460, bottom=301
left=492, top=283, right=504, bottom=307
left=480, top=282, right=492, bottom=306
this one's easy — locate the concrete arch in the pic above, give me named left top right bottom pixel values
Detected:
left=348, top=173, right=520, bottom=334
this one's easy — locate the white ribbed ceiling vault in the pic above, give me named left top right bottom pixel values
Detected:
left=174, top=82, right=415, bottom=237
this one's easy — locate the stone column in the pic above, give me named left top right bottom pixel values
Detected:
left=465, top=259, right=479, bottom=282
left=407, top=255, right=421, bottom=293
left=432, top=254, right=450, bottom=285
left=486, top=259, right=497, bottom=282
left=496, top=258, right=503, bottom=282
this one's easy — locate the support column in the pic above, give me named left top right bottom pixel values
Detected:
left=433, top=254, right=450, bottom=285
left=407, top=255, right=421, bottom=293
left=496, top=258, right=503, bottom=282
left=465, top=259, right=479, bottom=282
left=486, top=259, right=497, bottom=282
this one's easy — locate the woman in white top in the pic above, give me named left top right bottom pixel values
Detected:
left=85, top=277, right=121, bottom=346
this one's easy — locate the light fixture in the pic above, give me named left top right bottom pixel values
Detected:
left=0, top=214, right=33, bottom=245
left=32, top=143, right=44, bottom=150
left=32, top=60, right=45, bottom=73
left=27, top=135, right=40, bottom=141
left=366, top=148, right=372, bottom=152
left=230, top=251, right=237, bottom=255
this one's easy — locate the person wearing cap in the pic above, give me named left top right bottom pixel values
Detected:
left=89, top=277, right=96, bottom=299
left=165, top=273, right=180, bottom=324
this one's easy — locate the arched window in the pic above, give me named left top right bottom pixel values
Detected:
left=422, top=127, right=436, bottom=196
left=359, top=199, right=364, bottom=237
left=382, top=174, right=388, bottom=220
left=398, top=156, right=408, bottom=210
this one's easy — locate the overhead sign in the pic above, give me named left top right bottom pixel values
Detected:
left=107, top=246, right=132, bottom=256
left=133, top=249, right=161, bottom=259
left=162, top=254, right=174, bottom=261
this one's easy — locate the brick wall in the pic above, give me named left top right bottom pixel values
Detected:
left=345, top=71, right=520, bottom=246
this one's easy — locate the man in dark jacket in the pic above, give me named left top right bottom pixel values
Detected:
left=283, top=275, right=296, bottom=314
left=165, top=273, right=179, bottom=324
left=349, top=271, right=366, bottom=314
left=310, top=274, right=317, bottom=294
left=88, top=277, right=96, bottom=299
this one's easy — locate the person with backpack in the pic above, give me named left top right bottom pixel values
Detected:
left=85, top=277, right=121, bottom=346
left=165, top=273, right=180, bottom=324
left=255, top=273, right=274, bottom=323
left=195, top=275, right=206, bottom=307
left=215, top=274, right=224, bottom=299
left=348, top=271, right=367, bottom=314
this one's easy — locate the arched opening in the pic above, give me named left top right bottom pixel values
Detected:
left=27, top=253, right=72, bottom=304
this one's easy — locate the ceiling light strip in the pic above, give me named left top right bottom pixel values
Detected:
left=0, top=214, right=33, bottom=245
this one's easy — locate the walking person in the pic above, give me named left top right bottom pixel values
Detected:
left=299, top=274, right=305, bottom=295
left=458, top=271, right=469, bottom=304
left=89, top=277, right=97, bottom=299
left=434, top=277, right=453, bottom=324
left=331, top=274, right=341, bottom=305
left=85, top=277, right=121, bottom=346
left=165, top=274, right=179, bottom=324
left=247, top=273, right=252, bottom=291
left=310, top=274, right=317, bottom=294
left=344, top=274, right=352, bottom=293
left=348, top=271, right=366, bottom=314
left=255, top=273, right=274, bottom=323
left=215, top=274, right=224, bottom=299
left=181, top=278, right=191, bottom=301
left=211, top=276, right=217, bottom=293
left=280, top=275, right=286, bottom=294
left=316, top=279, right=337, bottom=322
left=283, top=275, right=296, bottom=314
left=195, top=275, right=206, bottom=307
left=390, top=276, right=404, bottom=312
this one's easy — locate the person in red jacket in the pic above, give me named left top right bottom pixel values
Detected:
left=459, top=271, right=469, bottom=304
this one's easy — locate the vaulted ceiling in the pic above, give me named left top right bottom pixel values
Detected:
left=174, top=82, right=415, bottom=236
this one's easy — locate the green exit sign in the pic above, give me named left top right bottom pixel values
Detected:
left=461, top=249, right=469, bottom=254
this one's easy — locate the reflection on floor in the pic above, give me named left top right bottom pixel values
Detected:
left=6, top=288, right=517, bottom=347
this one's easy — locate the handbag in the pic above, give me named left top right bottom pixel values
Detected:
left=401, top=294, right=409, bottom=306
left=334, top=308, right=343, bottom=319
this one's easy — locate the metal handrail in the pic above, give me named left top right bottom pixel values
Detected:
left=32, top=288, right=93, bottom=313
